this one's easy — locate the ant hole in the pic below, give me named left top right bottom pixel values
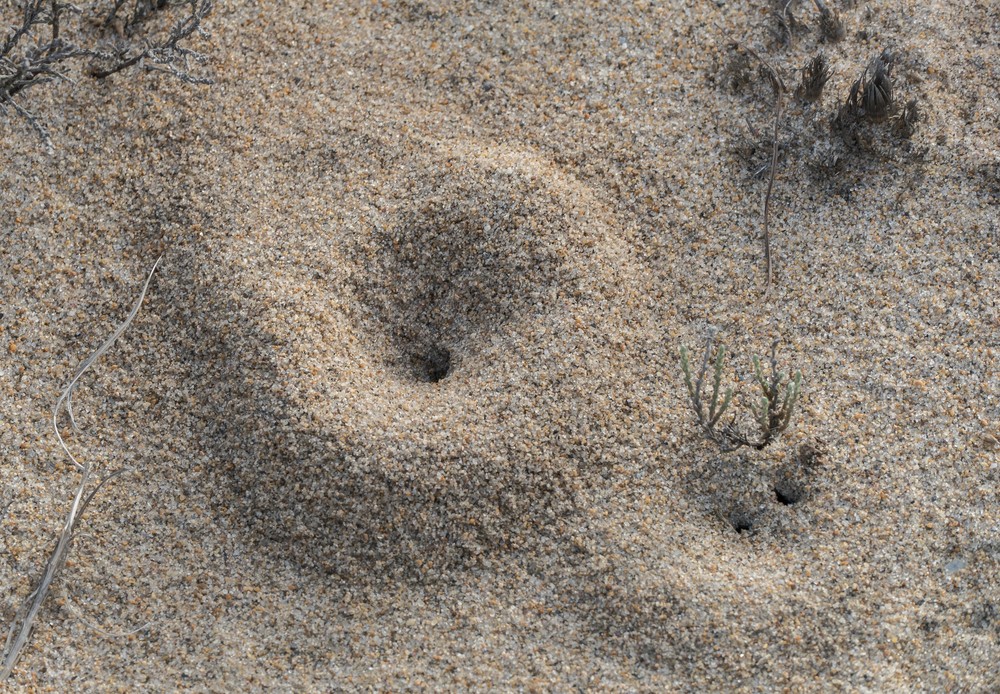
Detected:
left=729, top=511, right=753, bottom=534
left=416, top=345, right=451, bottom=383
left=774, top=480, right=804, bottom=506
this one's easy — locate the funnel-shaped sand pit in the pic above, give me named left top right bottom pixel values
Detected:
left=184, top=136, right=645, bottom=579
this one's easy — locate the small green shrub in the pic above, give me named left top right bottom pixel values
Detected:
left=680, top=338, right=802, bottom=452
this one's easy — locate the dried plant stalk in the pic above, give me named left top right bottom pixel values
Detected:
left=1, top=1, right=212, bottom=148
left=2, top=256, right=161, bottom=680
left=719, top=31, right=786, bottom=296
left=847, top=50, right=896, bottom=123
left=796, top=54, right=832, bottom=103
left=812, top=0, right=845, bottom=42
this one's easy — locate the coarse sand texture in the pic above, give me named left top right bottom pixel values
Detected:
left=1, top=0, right=998, bottom=690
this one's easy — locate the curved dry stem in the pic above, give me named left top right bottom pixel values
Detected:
left=1, top=256, right=161, bottom=680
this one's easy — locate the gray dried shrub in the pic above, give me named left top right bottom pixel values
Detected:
left=774, top=0, right=843, bottom=46
left=847, top=50, right=895, bottom=122
left=1, top=1, right=88, bottom=142
left=88, top=0, right=213, bottom=82
left=101, top=0, right=171, bottom=35
left=1, top=0, right=212, bottom=147
left=835, top=49, right=923, bottom=141
left=893, top=98, right=921, bottom=139
left=813, top=0, right=845, bottom=43
left=796, top=53, right=832, bottom=103
left=773, top=0, right=807, bottom=46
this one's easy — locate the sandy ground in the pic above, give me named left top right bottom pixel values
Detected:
left=1, top=0, right=998, bottom=690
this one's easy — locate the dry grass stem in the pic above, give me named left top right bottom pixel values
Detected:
left=1, top=255, right=162, bottom=681
left=720, top=32, right=786, bottom=297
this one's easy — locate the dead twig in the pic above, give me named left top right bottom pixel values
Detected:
left=89, top=0, right=213, bottom=82
left=1, top=256, right=162, bottom=680
left=1, top=0, right=213, bottom=147
left=718, top=28, right=786, bottom=296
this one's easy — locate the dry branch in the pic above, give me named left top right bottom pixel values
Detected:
left=1, top=256, right=162, bottom=680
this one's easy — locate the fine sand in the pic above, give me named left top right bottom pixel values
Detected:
left=2, top=0, right=998, bottom=690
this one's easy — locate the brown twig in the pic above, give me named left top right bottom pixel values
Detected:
left=762, top=98, right=782, bottom=297
left=89, top=0, right=213, bottom=81
left=718, top=28, right=786, bottom=297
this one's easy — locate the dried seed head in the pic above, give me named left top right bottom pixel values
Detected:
left=846, top=50, right=896, bottom=122
left=862, top=50, right=895, bottom=121
left=774, top=0, right=806, bottom=46
left=894, top=98, right=921, bottom=138
left=796, top=53, right=832, bottom=102
left=818, top=6, right=845, bottom=42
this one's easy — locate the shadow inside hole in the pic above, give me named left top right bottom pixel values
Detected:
left=729, top=510, right=754, bottom=534
left=774, top=479, right=805, bottom=506
left=412, top=344, right=451, bottom=383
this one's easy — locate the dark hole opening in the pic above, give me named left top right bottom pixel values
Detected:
left=418, top=345, right=451, bottom=383
left=730, top=513, right=753, bottom=534
left=774, top=481, right=803, bottom=506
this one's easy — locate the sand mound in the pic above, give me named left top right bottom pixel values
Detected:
left=167, top=131, right=646, bottom=579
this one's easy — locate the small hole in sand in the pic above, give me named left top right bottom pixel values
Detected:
left=729, top=511, right=753, bottom=534
left=774, top=481, right=804, bottom=506
left=416, top=345, right=451, bottom=382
